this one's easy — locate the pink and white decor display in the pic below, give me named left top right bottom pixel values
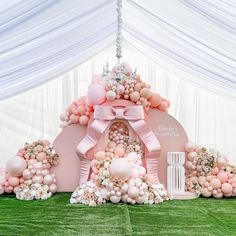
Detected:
left=185, top=142, right=236, bottom=198
left=0, top=140, right=59, bottom=200
left=55, top=61, right=187, bottom=206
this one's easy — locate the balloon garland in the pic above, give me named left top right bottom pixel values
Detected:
left=0, top=140, right=59, bottom=200
left=60, top=63, right=170, bottom=128
left=185, top=142, right=236, bottom=198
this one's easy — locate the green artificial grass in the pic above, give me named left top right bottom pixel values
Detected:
left=0, top=193, right=236, bottom=236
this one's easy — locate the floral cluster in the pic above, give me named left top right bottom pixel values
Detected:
left=70, top=121, right=170, bottom=206
left=70, top=181, right=105, bottom=206
left=0, top=140, right=59, bottom=200
left=185, top=142, right=236, bottom=198
left=60, top=62, right=170, bottom=128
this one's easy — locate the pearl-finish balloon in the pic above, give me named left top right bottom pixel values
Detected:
left=110, top=159, right=131, bottom=181
left=110, top=195, right=121, bottom=203
left=43, top=175, right=54, bottom=185
left=6, top=156, right=27, bottom=177
left=128, top=186, right=139, bottom=198
left=49, top=184, right=57, bottom=194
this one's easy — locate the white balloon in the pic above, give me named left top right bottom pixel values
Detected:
left=109, top=159, right=131, bottom=181
left=110, top=195, right=121, bottom=203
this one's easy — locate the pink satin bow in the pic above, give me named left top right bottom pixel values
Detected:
left=76, top=105, right=161, bottom=185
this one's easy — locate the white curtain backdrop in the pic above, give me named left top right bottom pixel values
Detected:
left=0, top=0, right=236, bottom=100
left=1, top=41, right=236, bottom=166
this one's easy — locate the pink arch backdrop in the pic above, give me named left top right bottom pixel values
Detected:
left=52, top=101, right=188, bottom=192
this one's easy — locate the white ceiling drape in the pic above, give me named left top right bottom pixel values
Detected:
left=0, top=0, right=236, bottom=100
left=0, top=0, right=116, bottom=100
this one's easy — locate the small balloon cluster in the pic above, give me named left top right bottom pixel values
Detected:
left=60, top=63, right=170, bottom=128
left=70, top=122, right=169, bottom=206
left=185, top=142, right=236, bottom=198
left=0, top=140, right=59, bottom=200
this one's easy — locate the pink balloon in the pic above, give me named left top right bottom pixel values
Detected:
left=217, top=172, right=228, bottom=183
left=221, top=183, right=233, bottom=194
left=202, top=188, right=212, bottom=197
left=184, top=142, right=196, bottom=152
left=210, top=178, right=221, bottom=189
left=150, top=93, right=161, bottom=108
left=6, top=156, right=27, bottom=177
left=185, top=161, right=192, bottom=170
left=70, top=114, right=80, bottom=124
left=43, top=175, right=54, bottom=185
left=8, top=177, right=20, bottom=187
left=41, top=169, right=49, bottom=176
left=213, top=192, right=223, bottom=198
left=212, top=167, right=219, bottom=175
left=32, top=175, right=43, bottom=184
left=198, top=176, right=206, bottom=186
left=77, top=106, right=86, bottom=116
left=187, top=152, right=197, bottom=161
left=79, top=116, right=88, bottom=126
left=128, top=186, right=139, bottom=198
left=109, top=159, right=131, bottom=181
left=49, top=184, right=57, bottom=194
left=87, top=84, right=106, bottom=105
left=94, top=151, right=106, bottom=161
left=157, top=100, right=168, bottom=111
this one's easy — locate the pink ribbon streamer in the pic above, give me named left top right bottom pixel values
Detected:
left=76, top=105, right=161, bottom=185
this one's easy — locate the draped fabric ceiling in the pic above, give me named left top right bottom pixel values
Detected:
left=0, top=0, right=236, bottom=100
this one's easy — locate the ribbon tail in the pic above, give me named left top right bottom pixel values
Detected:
left=129, top=120, right=161, bottom=184
left=79, top=158, right=91, bottom=186
left=146, top=153, right=160, bottom=184
left=76, top=119, right=110, bottom=186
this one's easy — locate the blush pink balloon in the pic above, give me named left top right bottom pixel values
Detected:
left=202, top=188, right=212, bottom=197
left=70, top=114, right=80, bottom=124
left=6, top=156, right=27, bottom=177
left=157, top=100, right=168, bottom=111
left=184, top=142, right=196, bottom=152
left=8, top=177, right=20, bottom=187
left=49, top=184, right=57, bottom=194
left=221, top=183, right=233, bottom=194
left=187, top=152, right=197, bottom=161
left=43, top=175, right=53, bottom=185
left=77, top=106, right=86, bottom=116
left=87, top=84, right=106, bottom=105
left=32, top=175, right=43, bottom=184
left=212, top=167, right=219, bottom=175
left=210, top=178, right=221, bottom=189
left=79, top=115, right=89, bottom=126
left=185, top=161, right=192, bottom=170
left=217, top=172, right=228, bottom=183
left=150, top=93, right=161, bottom=107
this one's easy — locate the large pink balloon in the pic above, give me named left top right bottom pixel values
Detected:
left=8, top=177, right=20, bottom=187
left=87, top=84, right=106, bottom=105
left=210, top=178, right=221, bottom=190
left=109, top=159, right=131, bottom=181
left=221, top=183, right=233, bottom=194
left=6, top=156, right=27, bottom=177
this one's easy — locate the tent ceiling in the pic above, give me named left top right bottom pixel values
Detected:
left=0, top=0, right=235, bottom=100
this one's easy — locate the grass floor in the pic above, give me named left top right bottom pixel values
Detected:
left=0, top=193, right=236, bottom=236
